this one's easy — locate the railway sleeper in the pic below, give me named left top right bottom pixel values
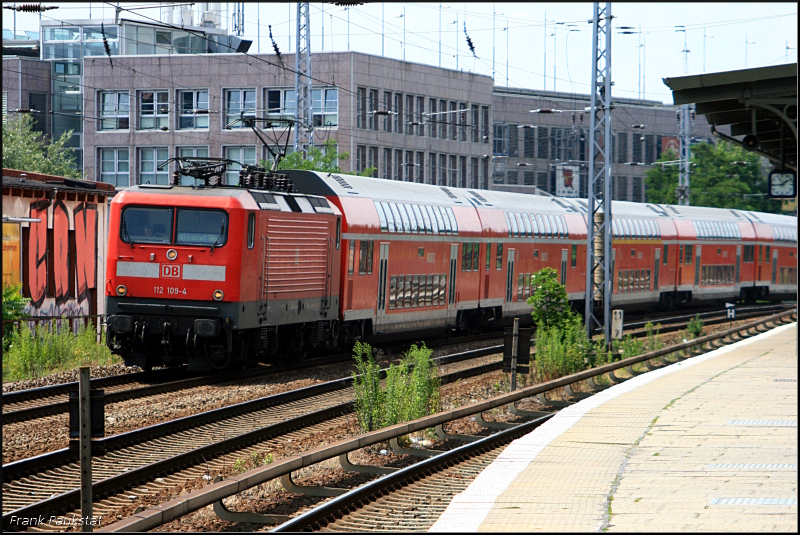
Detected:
left=280, top=472, right=348, bottom=497
left=474, top=412, right=517, bottom=430
left=433, top=424, right=483, bottom=443
left=338, top=452, right=398, bottom=475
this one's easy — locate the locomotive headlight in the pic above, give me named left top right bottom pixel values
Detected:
left=116, top=285, right=127, bottom=296
left=213, top=289, right=224, bottom=301
left=166, top=249, right=178, bottom=260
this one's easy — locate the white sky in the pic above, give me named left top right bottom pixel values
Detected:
left=5, top=2, right=797, bottom=104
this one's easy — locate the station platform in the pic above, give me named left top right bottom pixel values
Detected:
left=431, top=322, right=798, bottom=532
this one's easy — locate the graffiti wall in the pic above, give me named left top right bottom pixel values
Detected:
left=2, top=184, right=108, bottom=320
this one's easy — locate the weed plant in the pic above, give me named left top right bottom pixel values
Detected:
left=533, top=315, right=591, bottom=382
left=3, top=319, right=119, bottom=382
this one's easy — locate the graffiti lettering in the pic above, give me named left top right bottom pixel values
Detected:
left=53, top=200, right=70, bottom=306
left=27, top=200, right=50, bottom=308
left=74, top=203, right=97, bottom=303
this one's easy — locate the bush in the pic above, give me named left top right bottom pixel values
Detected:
left=526, top=267, right=578, bottom=330
left=687, top=314, right=704, bottom=339
left=2, top=318, right=119, bottom=382
left=2, top=284, right=29, bottom=352
left=534, top=315, right=591, bottom=382
left=352, top=342, right=440, bottom=433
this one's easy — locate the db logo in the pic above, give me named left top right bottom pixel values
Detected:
left=161, top=264, right=181, bottom=278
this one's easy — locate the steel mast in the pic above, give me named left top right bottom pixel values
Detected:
left=294, top=2, right=313, bottom=156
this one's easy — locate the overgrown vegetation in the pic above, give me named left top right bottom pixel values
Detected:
left=265, top=139, right=377, bottom=177
left=2, top=284, right=29, bottom=352
left=352, top=341, right=440, bottom=434
left=527, top=267, right=576, bottom=330
left=686, top=314, right=705, bottom=339
left=2, top=319, right=120, bottom=382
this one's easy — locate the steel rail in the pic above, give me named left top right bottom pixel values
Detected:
left=95, top=309, right=795, bottom=533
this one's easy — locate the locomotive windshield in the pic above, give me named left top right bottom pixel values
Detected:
left=175, top=209, right=228, bottom=247
left=120, top=206, right=174, bottom=244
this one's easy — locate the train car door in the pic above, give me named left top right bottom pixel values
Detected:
left=447, top=244, right=458, bottom=324
left=259, top=216, right=269, bottom=324
left=560, top=249, right=568, bottom=286
left=376, top=243, right=389, bottom=328
left=653, top=247, right=660, bottom=290
left=694, top=245, right=702, bottom=287
left=504, top=249, right=516, bottom=314
left=735, top=245, right=741, bottom=284
left=771, top=248, right=778, bottom=284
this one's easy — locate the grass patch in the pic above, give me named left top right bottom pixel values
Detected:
left=2, top=319, right=121, bottom=382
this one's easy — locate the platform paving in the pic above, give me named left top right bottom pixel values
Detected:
left=430, top=322, right=797, bottom=532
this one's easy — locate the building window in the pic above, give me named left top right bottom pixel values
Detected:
left=459, top=102, right=468, bottom=142
left=507, top=170, right=518, bottom=185
left=223, top=146, right=256, bottom=184
left=417, top=96, right=425, bottom=136
left=449, top=101, right=458, bottom=140
left=139, top=90, right=169, bottom=130
left=223, top=88, right=256, bottom=129
left=440, top=99, right=448, bottom=138
left=405, top=151, right=414, bottom=181
left=471, top=104, right=479, bottom=143
left=369, top=89, right=379, bottom=130
left=482, top=159, right=489, bottom=189
left=450, top=155, right=458, bottom=188
left=429, top=153, right=437, bottom=185
left=100, top=148, right=129, bottom=186
left=369, top=146, right=379, bottom=177
left=99, top=90, right=129, bottom=130
left=395, top=93, right=404, bottom=133
left=383, top=148, right=392, bottom=179
left=416, top=152, right=424, bottom=183
left=481, top=105, right=490, bottom=143
left=460, top=156, right=467, bottom=188
left=429, top=98, right=437, bottom=137
left=139, top=147, right=169, bottom=185
left=618, top=131, right=628, bottom=163
left=357, top=87, right=366, bottom=129
left=395, top=149, right=403, bottom=180
left=176, top=146, right=209, bottom=185
left=178, top=90, right=209, bottom=129
left=384, top=91, right=393, bottom=132
left=471, top=158, right=479, bottom=189
left=493, top=123, right=509, bottom=155
left=311, top=87, right=339, bottom=127
left=440, top=154, right=448, bottom=186
left=406, top=94, right=415, bottom=135
left=356, top=145, right=366, bottom=174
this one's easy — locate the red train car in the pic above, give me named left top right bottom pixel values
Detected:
left=105, top=184, right=341, bottom=370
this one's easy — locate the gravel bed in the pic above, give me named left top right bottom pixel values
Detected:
left=2, top=364, right=144, bottom=393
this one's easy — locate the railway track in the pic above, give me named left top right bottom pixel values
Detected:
left=3, top=303, right=789, bottom=425
left=5, top=308, right=794, bottom=532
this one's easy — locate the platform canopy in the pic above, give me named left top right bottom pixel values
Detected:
left=663, top=63, right=797, bottom=171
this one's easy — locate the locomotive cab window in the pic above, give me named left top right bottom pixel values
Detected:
left=335, top=217, right=341, bottom=249
left=120, top=206, right=174, bottom=245
left=247, top=213, right=255, bottom=249
left=175, top=209, right=229, bottom=248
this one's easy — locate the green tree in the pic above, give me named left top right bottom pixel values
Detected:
left=264, top=139, right=376, bottom=177
left=526, top=267, right=577, bottom=330
left=2, top=114, right=82, bottom=179
left=644, top=141, right=781, bottom=213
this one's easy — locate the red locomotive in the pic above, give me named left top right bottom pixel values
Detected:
left=105, top=166, right=797, bottom=370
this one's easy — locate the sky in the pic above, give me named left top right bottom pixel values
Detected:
left=5, top=2, right=797, bottom=104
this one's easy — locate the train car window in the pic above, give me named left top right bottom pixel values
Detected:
left=554, top=214, right=565, bottom=238
left=389, top=276, right=397, bottom=310
left=424, top=205, right=438, bottom=234
left=618, top=218, right=628, bottom=239
left=359, top=240, right=368, bottom=274
left=765, top=245, right=770, bottom=260
left=380, top=202, right=395, bottom=232
left=759, top=245, right=762, bottom=263
left=547, top=214, right=558, bottom=238
left=374, top=201, right=388, bottom=232
left=472, top=242, right=480, bottom=271
left=404, top=204, right=418, bottom=233
left=524, top=273, right=531, bottom=299
left=367, top=240, right=374, bottom=274
left=612, top=219, right=619, bottom=238
left=617, top=271, right=623, bottom=293
left=517, top=273, right=524, bottom=301
left=631, top=248, right=636, bottom=257
left=463, top=243, right=472, bottom=271
left=348, top=240, right=356, bottom=275
left=446, top=207, right=458, bottom=235
left=486, top=243, right=492, bottom=270
left=529, top=213, right=539, bottom=238
left=679, top=244, right=684, bottom=264
left=635, top=219, right=645, bottom=239
left=121, top=206, right=174, bottom=245
left=562, top=216, right=570, bottom=238
left=397, top=203, right=411, bottom=233
left=433, top=206, right=447, bottom=234
left=247, top=213, right=255, bottom=249
left=417, top=204, right=432, bottom=234
left=440, top=207, right=453, bottom=234
left=439, top=274, right=447, bottom=305
left=508, top=212, right=519, bottom=237
left=404, top=277, right=412, bottom=308
left=685, top=244, right=693, bottom=264
left=336, top=217, right=341, bottom=249
left=497, top=242, right=504, bottom=270
left=432, top=274, right=440, bottom=304
left=522, top=213, right=533, bottom=237
left=503, top=212, right=512, bottom=237
left=646, top=219, right=655, bottom=238
left=426, top=274, right=434, bottom=306
left=411, top=275, right=419, bottom=308
left=395, top=275, right=404, bottom=309
left=513, top=212, right=525, bottom=237
left=412, top=204, right=426, bottom=233
left=175, top=209, right=228, bottom=247
left=571, top=243, right=577, bottom=267
left=540, top=214, right=551, bottom=238
left=534, top=213, right=544, bottom=238
left=663, top=244, right=668, bottom=264
left=389, top=203, right=404, bottom=233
